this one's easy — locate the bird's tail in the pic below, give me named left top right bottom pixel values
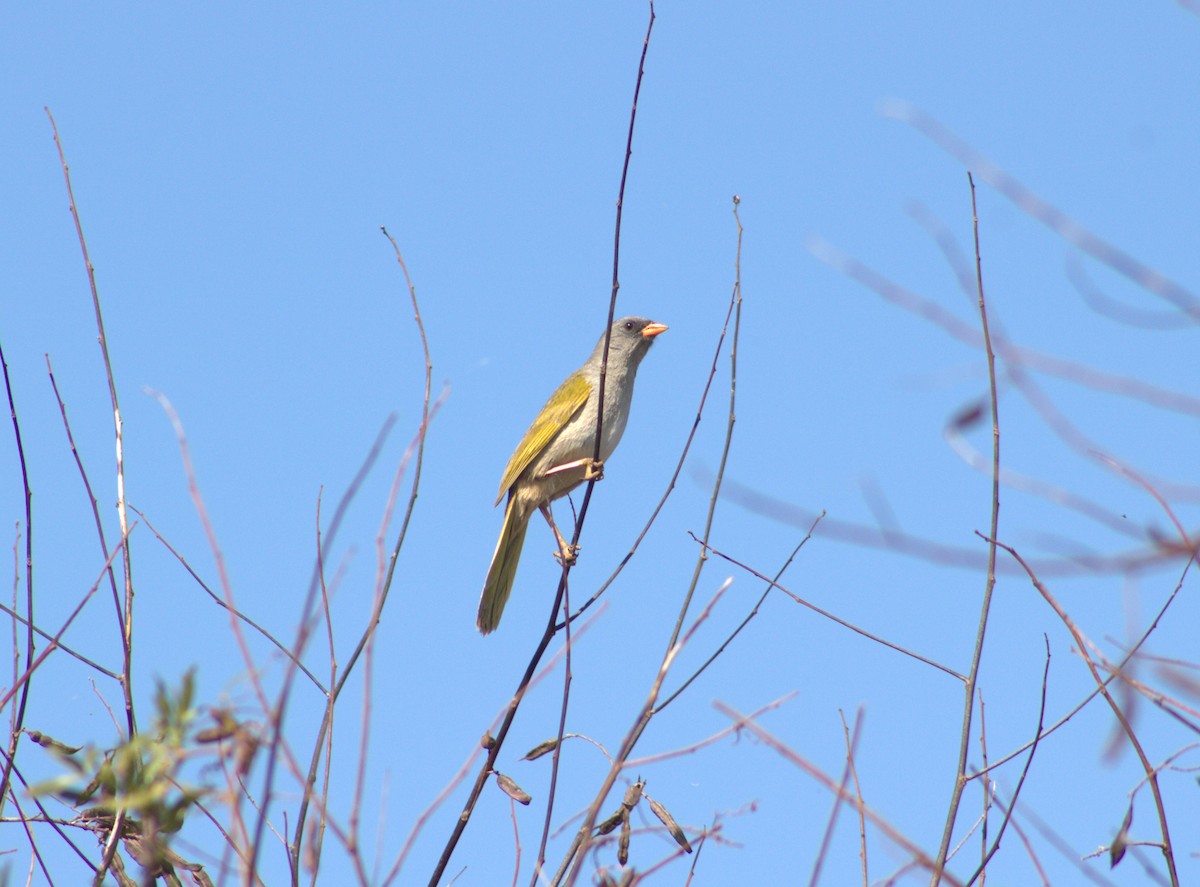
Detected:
left=477, top=498, right=529, bottom=634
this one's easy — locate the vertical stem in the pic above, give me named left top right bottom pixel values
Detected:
left=931, top=173, right=1000, bottom=883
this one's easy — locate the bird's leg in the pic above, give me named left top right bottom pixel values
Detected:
left=539, top=504, right=578, bottom=566
left=543, top=457, right=605, bottom=481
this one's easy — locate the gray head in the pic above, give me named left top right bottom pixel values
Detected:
left=587, top=316, right=668, bottom=370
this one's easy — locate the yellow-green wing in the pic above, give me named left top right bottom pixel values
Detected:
left=495, top=371, right=591, bottom=504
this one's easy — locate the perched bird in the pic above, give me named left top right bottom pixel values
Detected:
left=477, top=316, right=668, bottom=634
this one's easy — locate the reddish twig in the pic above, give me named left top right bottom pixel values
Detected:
left=713, top=700, right=964, bottom=886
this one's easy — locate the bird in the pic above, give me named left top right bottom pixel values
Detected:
left=477, top=316, right=668, bottom=634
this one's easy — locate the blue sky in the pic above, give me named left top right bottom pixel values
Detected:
left=2, top=2, right=1198, bottom=885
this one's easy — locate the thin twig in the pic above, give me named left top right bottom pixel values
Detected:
left=130, top=505, right=327, bottom=693
left=0, top=338, right=34, bottom=822
left=558, top=580, right=732, bottom=886
left=713, top=701, right=964, bottom=887
left=991, top=539, right=1179, bottom=886
left=426, top=8, right=655, bottom=883
left=45, top=106, right=138, bottom=740
left=558, top=194, right=742, bottom=886
left=808, top=708, right=864, bottom=887
left=660, top=516, right=821, bottom=712
left=930, top=172, right=1002, bottom=886
left=963, top=636, right=1051, bottom=886
left=882, top=101, right=1200, bottom=322
left=693, top=535, right=963, bottom=681
left=531, top=574, right=574, bottom=884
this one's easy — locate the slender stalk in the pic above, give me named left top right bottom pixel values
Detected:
left=426, top=8, right=655, bottom=883
left=45, top=108, right=137, bottom=741
left=930, top=173, right=1001, bottom=884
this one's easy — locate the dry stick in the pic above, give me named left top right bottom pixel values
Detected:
left=962, top=636, right=1051, bottom=887
left=0, top=591, right=124, bottom=674
left=669, top=197, right=742, bottom=652
left=0, top=527, right=131, bottom=712
left=285, top=403, right=438, bottom=881
left=130, top=506, right=327, bottom=693
left=803, top=237, right=1200, bottom=559
left=348, top=389, right=437, bottom=887
left=557, top=581, right=732, bottom=887
left=7, top=784, right=57, bottom=886
left=389, top=619, right=600, bottom=886
left=1017, top=801, right=1123, bottom=887
left=45, top=358, right=126, bottom=655
left=976, top=690, right=989, bottom=880
left=307, top=495, right=336, bottom=887
left=883, top=101, right=1200, bottom=323
left=558, top=197, right=741, bottom=887
left=807, top=708, right=864, bottom=887
left=808, top=231, right=1200, bottom=419
left=714, top=701, right=965, bottom=887
left=0, top=338, right=35, bottom=822
left=928, top=173, right=1002, bottom=887
left=3, top=530, right=135, bottom=887
left=531, top=572, right=574, bottom=884
left=426, top=7, right=655, bottom=884
left=290, top=232, right=437, bottom=884
left=814, top=217, right=1200, bottom=510
left=992, top=800, right=1052, bottom=887
left=3, top=726, right=103, bottom=873
left=695, top=536, right=963, bottom=681
left=622, top=692, right=796, bottom=771
left=45, top=108, right=137, bottom=742
left=1064, top=256, right=1192, bottom=331
left=150, top=390, right=369, bottom=884
left=662, top=516, right=821, bottom=713
left=1112, top=669, right=1200, bottom=730
left=718, top=475, right=1191, bottom=579
left=993, top=541, right=1180, bottom=886
left=974, top=538, right=1196, bottom=779
left=905, top=203, right=1155, bottom=545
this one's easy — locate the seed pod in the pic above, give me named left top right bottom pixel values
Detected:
left=521, top=738, right=559, bottom=761
left=1110, top=804, right=1133, bottom=868
left=597, top=809, right=624, bottom=836
left=25, top=730, right=82, bottom=756
left=647, top=797, right=692, bottom=853
left=618, top=814, right=631, bottom=866
left=494, top=772, right=532, bottom=805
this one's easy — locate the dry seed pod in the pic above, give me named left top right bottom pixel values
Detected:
left=494, top=772, right=532, bottom=805
left=597, top=809, right=624, bottom=836
left=521, top=738, right=559, bottom=761
left=618, top=815, right=631, bottom=866
left=647, top=797, right=692, bottom=853
left=1110, top=804, right=1133, bottom=868
left=25, top=730, right=82, bottom=756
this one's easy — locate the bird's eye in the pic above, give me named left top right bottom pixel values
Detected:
left=624, top=320, right=635, bottom=331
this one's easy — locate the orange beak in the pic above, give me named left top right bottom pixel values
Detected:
left=641, top=321, right=668, bottom=338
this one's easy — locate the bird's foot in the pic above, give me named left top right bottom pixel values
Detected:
left=553, top=543, right=580, bottom=567
left=544, top=457, right=605, bottom=480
